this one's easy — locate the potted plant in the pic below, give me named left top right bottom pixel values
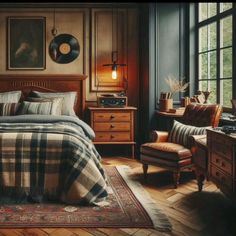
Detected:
left=159, top=75, right=189, bottom=112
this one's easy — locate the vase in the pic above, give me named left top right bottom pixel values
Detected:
left=159, top=98, right=173, bottom=112
left=202, top=91, right=211, bottom=104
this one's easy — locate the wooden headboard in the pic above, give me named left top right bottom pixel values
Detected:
left=0, top=74, right=87, bottom=118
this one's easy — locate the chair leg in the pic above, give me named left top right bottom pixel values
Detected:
left=197, top=174, right=205, bottom=192
left=173, top=171, right=180, bottom=188
left=195, top=168, right=205, bottom=192
left=143, top=164, right=148, bottom=180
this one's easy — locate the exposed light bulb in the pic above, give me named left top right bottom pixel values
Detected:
left=112, top=70, right=117, bottom=80
left=112, top=64, right=117, bottom=80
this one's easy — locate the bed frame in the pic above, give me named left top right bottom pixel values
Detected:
left=0, top=74, right=87, bottom=118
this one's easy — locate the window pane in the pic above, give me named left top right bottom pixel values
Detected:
left=199, top=53, right=208, bottom=80
left=220, top=16, right=232, bottom=48
left=199, top=3, right=208, bottom=22
left=220, top=3, right=232, bottom=12
left=199, top=26, right=208, bottom=52
left=222, top=79, right=232, bottom=107
left=208, top=80, right=217, bottom=104
left=209, top=51, right=216, bottom=79
left=199, top=80, right=216, bottom=104
left=209, top=22, right=216, bottom=50
left=199, top=80, right=208, bottom=91
left=220, top=48, right=232, bottom=78
left=208, top=3, right=217, bottom=18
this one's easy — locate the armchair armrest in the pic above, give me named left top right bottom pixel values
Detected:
left=189, top=134, right=207, bottom=153
left=151, top=130, right=169, bottom=142
left=190, top=134, right=207, bottom=145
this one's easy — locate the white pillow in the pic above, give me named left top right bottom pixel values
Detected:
left=31, top=91, right=77, bottom=116
left=0, top=91, right=22, bottom=103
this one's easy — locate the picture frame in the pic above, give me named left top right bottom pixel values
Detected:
left=7, top=16, right=46, bottom=70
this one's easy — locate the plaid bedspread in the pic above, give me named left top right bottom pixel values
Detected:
left=0, top=118, right=108, bottom=205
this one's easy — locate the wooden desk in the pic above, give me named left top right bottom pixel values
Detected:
left=156, top=109, right=185, bottom=131
left=207, top=128, right=236, bottom=199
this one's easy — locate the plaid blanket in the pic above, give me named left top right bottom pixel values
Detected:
left=0, top=119, right=108, bottom=205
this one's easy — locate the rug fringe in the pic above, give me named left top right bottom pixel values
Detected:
left=116, top=165, right=172, bottom=232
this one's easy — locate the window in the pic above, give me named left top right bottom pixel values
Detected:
left=197, top=2, right=234, bottom=108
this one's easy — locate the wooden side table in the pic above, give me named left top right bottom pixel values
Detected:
left=88, top=106, right=137, bottom=158
left=156, top=109, right=185, bottom=131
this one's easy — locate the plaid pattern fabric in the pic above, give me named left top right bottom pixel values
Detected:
left=0, top=122, right=107, bottom=204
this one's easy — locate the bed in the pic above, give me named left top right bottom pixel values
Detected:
left=0, top=74, right=108, bottom=205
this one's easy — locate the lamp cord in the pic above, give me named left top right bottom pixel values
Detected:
left=52, top=8, right=57, bottom=37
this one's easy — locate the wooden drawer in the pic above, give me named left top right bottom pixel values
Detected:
left=94, top=112, right=131, bottom=122
left=94, top=132, right=131, bottom=142
left=211, top=134, right=233, bottom=161
left=211, top=152, right=232, bottom=175
left=210, top=165, right=233, bottom=191
left=93, top=122, right=130, bottom=131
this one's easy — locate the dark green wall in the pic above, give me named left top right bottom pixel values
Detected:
left=139, top=3, right=190, bottom=144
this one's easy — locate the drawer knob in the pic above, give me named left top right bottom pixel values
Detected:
left=110, top=115, right=115, bottom=119
left=110, top=124, right=115, bottom=128
left=110, top=135, right=115, bottom=139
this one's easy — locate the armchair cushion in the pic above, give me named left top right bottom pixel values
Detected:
left=141, top=142, right=192, bottom=167
left=168, top=120, right=208, bottom=148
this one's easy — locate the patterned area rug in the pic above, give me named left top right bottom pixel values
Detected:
left=0, top=165, right=172, bottom=232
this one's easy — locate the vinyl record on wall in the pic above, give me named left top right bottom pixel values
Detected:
left=49, top=34, right=80, bottom=64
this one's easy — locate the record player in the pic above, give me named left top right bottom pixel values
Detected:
left=97, top=94, right=127, bottom=107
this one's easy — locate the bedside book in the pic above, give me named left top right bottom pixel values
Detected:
left=168, top=107, right=185, bottom=114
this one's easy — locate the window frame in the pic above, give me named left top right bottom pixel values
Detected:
left=195, top=2, right=235, bottom=111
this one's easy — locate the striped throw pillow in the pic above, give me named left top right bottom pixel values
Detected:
left=168, top=120, right=208, bottom=148
left=30, top=91, right=77, bottom=116
left=17, top=98, right=63, bottom=115
left=0, top=103, right=20, bottom=116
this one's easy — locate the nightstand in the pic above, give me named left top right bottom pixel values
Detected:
left=88, top=106, right=137, bottom=158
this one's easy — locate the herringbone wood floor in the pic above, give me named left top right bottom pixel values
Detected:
left=1, top=156, right=236, bottom=236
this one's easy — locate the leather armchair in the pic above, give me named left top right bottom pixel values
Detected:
left=140, top=103, right=223, bottom=188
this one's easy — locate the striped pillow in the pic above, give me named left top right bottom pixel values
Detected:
left=17, top=99, right=62, bottom=115
left=168, top=120, right=207, bottom=148
left=0, top=103, right=20, bottom=116
left=30, top=91, right=77, bottom=116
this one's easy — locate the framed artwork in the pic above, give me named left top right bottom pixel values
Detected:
left=7, top=16, right=45, bottom=70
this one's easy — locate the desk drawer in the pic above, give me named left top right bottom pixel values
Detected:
left=211, top=152, right=232, bottom=175
left=93, top=122, right=130, bottom=131
left=210, top=165, right=233, bottom=190
left=94, top=112, right=131, bottom=122
left=94, top=132, right=131, bottom=142
left=211, top=134, right=233, bottom=160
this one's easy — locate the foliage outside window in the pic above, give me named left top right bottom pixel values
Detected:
left=197, top=2, right=234, bottom=108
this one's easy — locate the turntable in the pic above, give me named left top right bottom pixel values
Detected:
left=221, top=125, right=236, bottom=134
left=97, top=94, right=127, bottom=107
